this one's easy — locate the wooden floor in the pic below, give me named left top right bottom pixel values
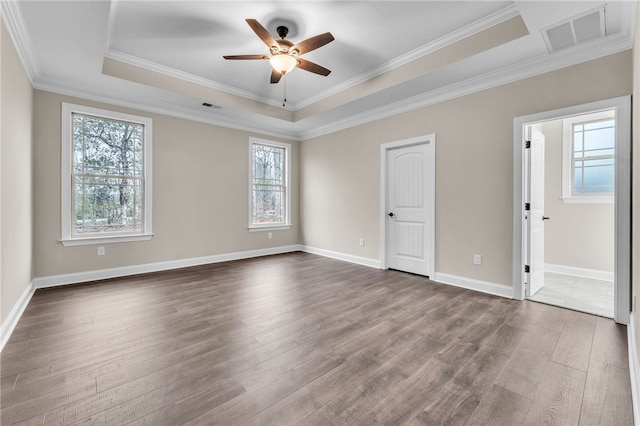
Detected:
left=1, top=252, right=633, bottom=425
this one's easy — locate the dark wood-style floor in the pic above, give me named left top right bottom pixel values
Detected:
left=0, top=252, right=633, bottom=425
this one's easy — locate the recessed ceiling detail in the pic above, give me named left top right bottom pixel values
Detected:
left=542, top=6, right=606, bottom=53
left=3, top=1, right=635, bottom=140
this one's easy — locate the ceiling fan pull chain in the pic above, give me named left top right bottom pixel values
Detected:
left=283, top=76, right=287, bottom=107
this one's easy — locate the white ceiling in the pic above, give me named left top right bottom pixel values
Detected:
left=3, top=1, right=636, bottom=140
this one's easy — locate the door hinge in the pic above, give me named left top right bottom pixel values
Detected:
left=525, top=140, right=531, bottom=149
left=524, top=203, right=530, bottom=211
left=524, top=265, right=530, bottom=273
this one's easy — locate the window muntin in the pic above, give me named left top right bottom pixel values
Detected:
left=61, top=103, right=152, bottom=245
left=249, top=138, right=291, bottom=229
left=572, top=119, right=615, bottom=195
left=561, top=110, right=615, bottom=203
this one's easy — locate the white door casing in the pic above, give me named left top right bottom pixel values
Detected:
left=513, top=96, right=631, bottom=325
left=525, top=126, right=545, bottom=296
left=380, top=135, right=435, bottom=277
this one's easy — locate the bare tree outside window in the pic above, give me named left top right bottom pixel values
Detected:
left=72, top=113, right=145, bottom=235
left=252, top=143, right=286, bottom=225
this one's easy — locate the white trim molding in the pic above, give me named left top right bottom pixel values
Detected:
left=544, top=263, right=614, bottom=282
left=628, top=313, right=640, bottom=426
left=301, top=246, right=381, bottom=269
left=433, top=272, right=514, bottom=299
left=1, top=281, right=35, bottom=352
left=513, top=96, right=631, bottom=325
left=60, top=102, right=154, bottom=246
left=34, top=245, right=302, bottom=289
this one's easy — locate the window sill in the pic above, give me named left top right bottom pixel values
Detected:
left=248, top=225, right=292, bottom=232
left=60, top=233, right=154, bottom=247
left=561, top=197, right=614, bottom=204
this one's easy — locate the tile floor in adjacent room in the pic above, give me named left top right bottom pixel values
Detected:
left=528, top=272, right=614, bottom=318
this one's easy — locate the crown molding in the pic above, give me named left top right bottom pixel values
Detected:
left=103, top=4, right=519, bottom=113
left=294, top=4, right=521, bottom=110
left=32, top=30, right=632, bottom=145
left=299, top=33, right=633, bottom=140
left=104, top=50, right=290, bottom=110
left=1, top=0, right=41, bottom=83
left=32, top=78, right=299, bottom=141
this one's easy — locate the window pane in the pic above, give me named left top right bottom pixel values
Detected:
left=74, top=175, right=143, bottom=235
left=573, top=164, right=614, bottom=194
left=583, top=127, right=614, bottom=151
left=573, top=131, right=583, bottom=151
left=584, top=119, right=614, bottom=130
left=253, top=145, right=284, bottom=185
left=252, top=184, right=285, bottom=224
left=73, top=113, right=144, bottom=177
left=583, top=165, right=614, bottom=189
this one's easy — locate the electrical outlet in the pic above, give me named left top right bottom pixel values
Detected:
left=473, top=254, right=481, bottom=265
left=97, top=246, right=105, bottom=256
left=359, top=238, right=365, bottom=247
left=268, top=232, right=272, bottom=239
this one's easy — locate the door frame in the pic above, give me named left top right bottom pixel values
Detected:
left=513, top=96, right=631, bottom=325
left=380, top=134, right=436, bottom=276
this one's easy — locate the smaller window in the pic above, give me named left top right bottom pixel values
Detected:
left=249, top=138, right=291, bottom=231
left=562, top=110, right=615, bottom=203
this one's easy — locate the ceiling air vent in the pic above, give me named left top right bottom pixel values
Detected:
left=542, top=6, right=606, bottom=53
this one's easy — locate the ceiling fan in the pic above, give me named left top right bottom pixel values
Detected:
left=223, top=19, right=334, bottom=84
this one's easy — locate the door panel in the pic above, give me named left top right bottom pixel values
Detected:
left=386, top=143, right=433, bottom=276
left=526, top=126, right=545, bottom=296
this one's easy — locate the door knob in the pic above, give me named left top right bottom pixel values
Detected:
left=542, top=216, right=550, bottom=221
left=388, top=212, right=395, bottom=217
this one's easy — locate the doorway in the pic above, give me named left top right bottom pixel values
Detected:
left=513, top=97, right=630, bottom=324
left=380, top=134, right=435, bottom=277
left=525, top=116, right=615, bottom=318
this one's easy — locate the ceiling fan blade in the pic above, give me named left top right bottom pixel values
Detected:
left=223, top=54, right=269, bottom=60
left=246, top=19, right=279, bottom=52
left=292, top=32, right=334, bottom=55
left=296, top=58, right=331, bottom=76
left=270, top=69, right=282, bottom=84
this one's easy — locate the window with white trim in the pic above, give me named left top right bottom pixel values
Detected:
left=249, top=138, right=291, bottom=230
left=61, top=103, right=153, bottom=246
left=562, top=110, right=615, bottom=203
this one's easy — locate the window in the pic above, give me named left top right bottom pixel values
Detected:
left=562, top=110, right=615, bottom=203
left=249, top=138, right=291, bottom=230
left=61, top=103, right=152, bottom=246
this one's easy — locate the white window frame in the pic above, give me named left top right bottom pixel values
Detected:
left=248, top=137, right=291, bottom=232
left=61, top=102, right=153, bottom=246
left=561, top=110, right=615, bottom=204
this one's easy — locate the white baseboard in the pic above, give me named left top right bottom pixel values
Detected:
left=34, top=245, right=303, bottom=289
left=1, top=280, right=35, bottom=352
left=300, top=245, right=381, bottom=269
left=432, top=272, right=514, bottom=299
left=628, top=313, right=640, bottom=426
left=545, top=263, right=614, bottom=282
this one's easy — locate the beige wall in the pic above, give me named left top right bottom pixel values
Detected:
left=33, top=91, right=299, bottom=277
left=541, top=119, right=614, bottom=272
left=1, top=21, right=34, bottom=324
left=301, top=51, right=632, bottom=287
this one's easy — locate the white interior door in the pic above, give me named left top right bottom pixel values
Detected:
left=385, top=142, right=434, bottom=277
left=526, top=125, right=546, bottom=296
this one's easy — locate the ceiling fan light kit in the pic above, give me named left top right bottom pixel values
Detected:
left=269, top=54, right=297, bottom=74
